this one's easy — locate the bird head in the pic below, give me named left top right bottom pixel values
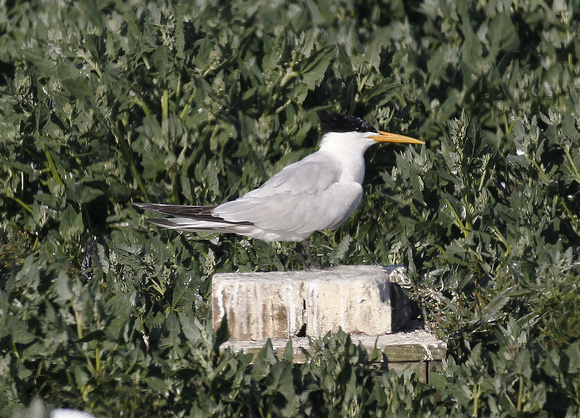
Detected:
left=319, top=113, right=424, bottom=151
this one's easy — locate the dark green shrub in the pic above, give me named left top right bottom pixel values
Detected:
left=1, top=0, right=578, bottom=415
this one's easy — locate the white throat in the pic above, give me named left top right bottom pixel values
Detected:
left=318, top=131, right=376, bottom=184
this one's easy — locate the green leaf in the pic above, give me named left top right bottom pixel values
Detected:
left=179, top=312, right=201, bottom=343
left=58, top=206, right=84, bottom=242
left=488, top=13, right=520, bottom=56
left=300, top=45, right=335, bottom=90
left=145, top=376, right=169, bottom=392
left=54, top=270, right=74, bottom=303
left=6, top=316, right=36, bottom=345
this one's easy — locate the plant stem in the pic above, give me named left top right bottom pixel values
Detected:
left=517, top=375, right=524, bottom=411
left=95, top=345, right=101, bottom=374
left=75, top=307, right=84, bottom=340
left=444, top=197, right=470, bottom=237
left=9, top=196, right=33, bottom=214
left=162, top=89, right=169, bottom=121
left=563, top=146, right=580, bottom=183
left=41, top=142, right=63, bottom=186
left=473, top=384, right=480, bottom=417
left=179, top=87, right=197, bottom=120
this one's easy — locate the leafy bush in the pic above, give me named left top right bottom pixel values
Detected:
left=0, top=0, right=578, bottom=416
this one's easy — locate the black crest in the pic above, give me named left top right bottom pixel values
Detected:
left=320, top=113, right=378, bottom=135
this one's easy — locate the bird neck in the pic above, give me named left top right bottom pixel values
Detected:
left=319, top=133, right=372, bottom=184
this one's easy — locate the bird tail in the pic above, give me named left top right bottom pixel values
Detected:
left=133, top=203, right=253, bottom=233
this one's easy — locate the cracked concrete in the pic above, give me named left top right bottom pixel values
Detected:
left=212, top=265, right=410, bottom=340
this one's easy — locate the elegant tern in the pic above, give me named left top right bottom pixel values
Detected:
left=134, top=113, right=424, bottom=267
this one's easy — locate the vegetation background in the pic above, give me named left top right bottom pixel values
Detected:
left=0, top=0, right=579, bottom=416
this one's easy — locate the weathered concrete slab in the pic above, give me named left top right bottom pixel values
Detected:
left=220, top=325, right=445, bottom=361
left=213, top=265, right=446, bottom=383
left=220, top=324, right=447, bottom=383
left=212, top=265, right=410, bottom=340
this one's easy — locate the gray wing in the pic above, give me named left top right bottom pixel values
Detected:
left=244, top=153, right=340, bottom=197
left=214, top=153, right=363, bottom=234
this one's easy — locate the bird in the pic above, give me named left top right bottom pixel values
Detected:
left=134, top=113, right=424, bottom=268
left=19, top=398, right=96, bottom=418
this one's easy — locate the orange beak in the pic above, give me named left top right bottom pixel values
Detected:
left=370, top=131, right=424, bottom=144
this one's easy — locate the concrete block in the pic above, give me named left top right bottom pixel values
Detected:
left=212, top=265, right=410, bottom=340
left=220, top=323, right=447, bottom=382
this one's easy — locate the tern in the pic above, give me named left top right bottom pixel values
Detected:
left=134, top=113, right=424, bottom=268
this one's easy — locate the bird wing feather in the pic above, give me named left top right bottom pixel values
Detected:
left=214, top=154, right=363, bottom=234
left=245, top=153, right=340, bottom=197
left=132, top=203, right=252, bottom=225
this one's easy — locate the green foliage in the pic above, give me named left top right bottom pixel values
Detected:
left=432, top=319, right=580, bottom=417
left=0, top=0, right=579, bottom=415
